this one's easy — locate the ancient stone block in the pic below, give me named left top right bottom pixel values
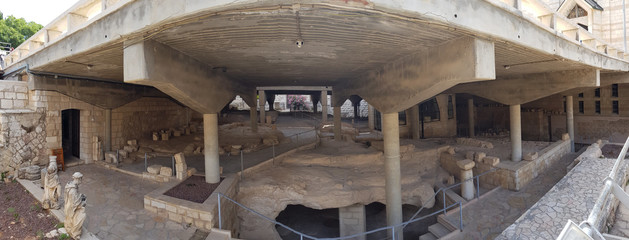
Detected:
left=456, top=159, right=475, bottom=170
left=123, top=145, right=137, bottom=153
left=127, top=140, right=137, bottom=146
left=465, top=151, right=475, bottom=160
left=474, top=152, right=486, bottom=162
left=147, top=165, right=162, bottom=174
left=523, top=152, right=538, bottom=161
left=562, top=133, right=570, bottom=141
left=482, top=156, right=500, bottom=166
left=118, top=150, right=129, bottom=159
left=161, top=133, right=169, bottom=141
left=447, top=147, right=455, bottom=155
left=152, top=132, right=159, bottom=141
left=105, top=152, right=118, bottom=164
left=160, top=167, right=172, bottom=177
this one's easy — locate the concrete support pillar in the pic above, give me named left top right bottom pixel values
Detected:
left=566, top=95, right=575, bottom=152
left=204, top=113, right=221, bottom=184
left=334, top=106, right=342, bottom=141
left=468, top=98, right=475, bottom=137
left=259, top=90, right=266, bottom=124
left=510, top=104, right=522, bottom=162
left=321, top=91, right=328, bottom=122
left=250, top=108, right=258, bottom=133
left=368, top=105, right=375, bottom=130
left=382, top=112, right=403, bottom=239
left=339, top=204, right=366, bottom=240
left=104, top=109, right=112, bottom=152
left=410, top=104, right=420, bottom=139
left=457, top=160, right=476, bottom=200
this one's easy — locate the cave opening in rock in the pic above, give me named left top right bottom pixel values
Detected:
left=275, top=202, right=439, bottom=239
left=275, top=204, right=340, bottom=239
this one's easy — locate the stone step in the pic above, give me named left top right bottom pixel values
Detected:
left=428, top=223, right=451, bottom=238
left=207, top=228, right=232, bottom=240
left=419, top=232, right=438, bottom=240
left=437, top=214, right=458, bottom=232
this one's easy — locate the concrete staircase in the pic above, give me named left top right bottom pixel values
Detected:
left=418, top=212, right=461, bottom=240
left=207, top=229, right=242, bottom=240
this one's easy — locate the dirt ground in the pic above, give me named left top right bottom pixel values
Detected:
left=0, top=180, right=58, bottom=239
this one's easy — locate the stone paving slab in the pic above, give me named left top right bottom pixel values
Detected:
left=498, top=153, right=626, bottom=239
left=57, top=164, right=197, bottom=240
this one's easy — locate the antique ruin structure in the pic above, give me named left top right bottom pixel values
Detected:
left=5, top=0, right=629, bottom=239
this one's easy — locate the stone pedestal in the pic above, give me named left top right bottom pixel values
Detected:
left=339, top=204, right=366, bottom=240
left=457, top=159, right=475, bottom=201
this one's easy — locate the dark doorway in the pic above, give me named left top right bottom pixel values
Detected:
left=62, top=109, right=80, bottom=159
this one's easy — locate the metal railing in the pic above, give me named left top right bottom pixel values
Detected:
left=404, top=168, right=497, bottom=230
left=216, top=191, right=461, bottom=240
left=216, top=168, right=497, bottom=239
left=557, top=137, right=629, bottom=240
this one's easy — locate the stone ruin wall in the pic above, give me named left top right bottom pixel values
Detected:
left=34, top=90, right=190, bottom=162
left=110, top=97, right=190, bottom=150
left=0, top=110, right=47, bottom=174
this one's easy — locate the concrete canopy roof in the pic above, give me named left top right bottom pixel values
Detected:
left=28, top=4, right=610, bottom=86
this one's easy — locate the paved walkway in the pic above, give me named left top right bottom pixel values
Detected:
left=445, top=151, right=579, bottom=239
left=58, top=164, right=196, bottom=240
left=497, top=148, right=626, bottom=239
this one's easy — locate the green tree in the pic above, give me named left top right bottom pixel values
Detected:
left=0, top=11, right=43, bottom=49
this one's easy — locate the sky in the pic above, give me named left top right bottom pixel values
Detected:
left=1, top=0, right=79, bottom=26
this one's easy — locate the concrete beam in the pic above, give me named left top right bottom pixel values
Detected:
left=336, top=37, right=495, bottom=113
left=451, top=69, right=599, bottom=105
left=124, top=40, right=244, bottom=113
left=29, top=74, right=167, bottom=109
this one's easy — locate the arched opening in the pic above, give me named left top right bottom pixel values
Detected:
left=275, top=202, right=439, bottom=239
left=61, top=109, right=80, bottom=160
left=275, top=204, right=339, bottom=239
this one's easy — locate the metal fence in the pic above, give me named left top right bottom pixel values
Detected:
left=216, top=168, right=497, bottom=239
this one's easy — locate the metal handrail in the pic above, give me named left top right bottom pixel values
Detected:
left=404, top=167, right=497, bottom=228
left=216, top=191, right=463, bottom=240
left=579, top=137, right=629, bottom=236
left=214, top=168, right=496, bottom=239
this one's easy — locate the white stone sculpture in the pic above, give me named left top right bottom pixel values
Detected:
left=42, top=156, right=60, bottom=210
left=64, top=172, right=86, bottom=239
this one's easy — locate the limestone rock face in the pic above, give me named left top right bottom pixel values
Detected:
left=238, top=140, right=439, bottom=239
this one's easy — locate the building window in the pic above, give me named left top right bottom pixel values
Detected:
left=420, top=98, right=440, bottom=122
left=613, top=101, right=619, bottom=114
left=613, top=84, right=619, bottom=97
left=568, top=5, right=588, bottom=19
left=579, top=101, right=584, bottom=113
left=398, top=111, right=406, bottom=125
left=595, top=88, right=600, bottom=97
left=578, top=93, right=584, bottom=98
left=447, top=95, right=454, bottom=119
left=595, top=101, right=601, bottom=114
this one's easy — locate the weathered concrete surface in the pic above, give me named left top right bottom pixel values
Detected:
left=237, top=140, right=441, bottom=240
left=29, top=74, right=168, bottom=109
left=335, top=37, right=495, bottom=113
left=451, top=69, right=600, bottom=105
left=124, top=40, right=244, bottom=113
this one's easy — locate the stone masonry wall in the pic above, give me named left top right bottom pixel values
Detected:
left=33, top=90, right=189, bottom=162
left=476, top=138, right=571, bottom=191
left=111, top=97, right=189, bottom=150
left=32, top=90, right=105, bottom=162
left=0, top=81, right=29, bottom=110
left=0, top=110, right=47, bottom=173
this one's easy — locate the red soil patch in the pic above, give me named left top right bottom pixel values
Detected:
left=0, top=181, right=58, bottom=239
left=163, top=176, right=223, bottom=203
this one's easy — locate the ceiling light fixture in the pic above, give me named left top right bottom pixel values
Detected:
left=295, top=11, right=304, bottom=48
